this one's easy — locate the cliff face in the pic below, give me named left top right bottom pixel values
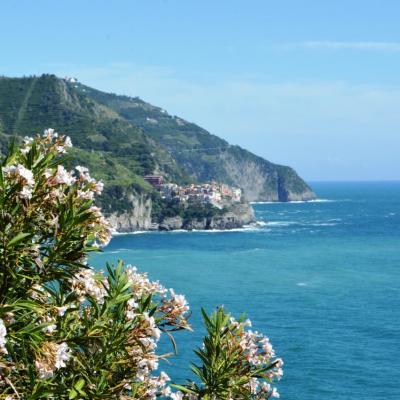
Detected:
left=107, top=194, right=152, bottom=232
left=160, top=203, right=255, bottom=231
left=107, top=198, right=255, bottom=233
left=221, top=151, right=314, bottom=202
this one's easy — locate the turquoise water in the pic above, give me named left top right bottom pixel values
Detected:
left=91, top=182, right=400, bottom=399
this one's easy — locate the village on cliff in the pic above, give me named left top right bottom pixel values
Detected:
left=144, top=175, right=242, bottom=208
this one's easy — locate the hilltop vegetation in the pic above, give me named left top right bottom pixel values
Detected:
left=0, top=75, right=188, bottom=189
left=0, top=74, right=315, bottom=218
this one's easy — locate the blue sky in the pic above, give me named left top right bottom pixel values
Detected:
left=1, top=0, right=400, bottom=181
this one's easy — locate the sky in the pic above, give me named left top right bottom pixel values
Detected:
left=1, top=0, right=400, bottom=181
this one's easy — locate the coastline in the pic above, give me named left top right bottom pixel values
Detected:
left=110, top=221, right=268, bottom=236
left=108, top=202, right=256, bottom=233
left=107, top=198, right=333, bottom=234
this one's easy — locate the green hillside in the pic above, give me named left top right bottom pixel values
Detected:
left=0, top=74, right=315, bottom=214
left=0, top=75, right=189, bottom=184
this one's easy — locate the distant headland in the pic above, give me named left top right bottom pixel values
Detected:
left=0, top=74, right=315, bottom=232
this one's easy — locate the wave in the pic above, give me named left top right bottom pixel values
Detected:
left=235, top=247, right=264, bottom=254
left=189, top=225, right=260, bottom=233
left=266, top=220, right=339, bottom=228
left=310, top=222, right=338, bottom=226
left=251, top=199, right=331, bottom=204
left=266, top=221, right=296, bottom=227
left=251, top=198, right=345, bottom=204
left=254, top=221, right=268, bottom=227
left=112, top=230, right=151, bottom=236
left=307, top=199, right=335, bottom=203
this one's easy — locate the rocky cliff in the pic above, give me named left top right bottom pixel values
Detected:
left=159, top=203, right=255, bottom=231
left=107, top=194, right=153, bottom=232
left=107, top=197, right=255, bottom=233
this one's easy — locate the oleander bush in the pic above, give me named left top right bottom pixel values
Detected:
left=0, top=130, right=282, bottom=399
left=169, top=308, right=283, bottom=400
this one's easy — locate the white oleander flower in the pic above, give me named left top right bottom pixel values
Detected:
left=56, top=306, right=68, bottom=316
left=169, top=289, right=189, bottom=314
left=64, top=136, right=72, bottom=148
left=93, top=180, right=104, bottom=193
left=77, top=189, right=94, bottom=200
left=52, top=165, right=76, bottom=186
left=0, top=318, right=8, bottom=354
left=23, top=136, right=34, bottom=145
left=55, top=342, right=70, bottom=369
left=3, top=164, right=35, bottom=186
left=169, top=391, right=184, bottom=400
left=43, top=128, right=58, bottom=139
left=19, top=186, right=33, bottom=199
left=271, top=387, right=280, bottom=398
left=43, top=324, right=57, bottom=334
left=35, top=341, right=70, bottom=379
left=75, top=165, right=89, bottom=176
left=70, top=268, right=107, bottom=303
left=125, top=265, right=166, bottom=298
left=21, top=146, right=30, bottom=155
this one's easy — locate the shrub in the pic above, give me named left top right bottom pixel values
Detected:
left=170, top=308, right=283, bottom=399
left=0, top=129, right=282, bottom=399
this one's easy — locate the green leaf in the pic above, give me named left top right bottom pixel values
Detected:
left=8, top=232, right=31, bottom=246
left=170, top=384, right=198, bottom=395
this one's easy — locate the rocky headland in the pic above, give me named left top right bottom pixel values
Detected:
left=0, top=74, right=316, bottom=233
left=107, top=199, right=255, bottom=233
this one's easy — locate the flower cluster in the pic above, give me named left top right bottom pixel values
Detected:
left=1, top=129, right=112, bottom=260
left=2, top=163, right=35, bottom=199
left=113, top=264, right=191, bottom=399
left=125, top=265, right=167, bottom=298
left=70, top=268, right=108, bottom=303
left=35, top=341, right=71, bottom=379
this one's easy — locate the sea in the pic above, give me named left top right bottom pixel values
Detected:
left=91, top=182, right=400, bottom=400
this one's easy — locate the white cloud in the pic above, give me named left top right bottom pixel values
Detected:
left=302, top=41, right=400, bottom=51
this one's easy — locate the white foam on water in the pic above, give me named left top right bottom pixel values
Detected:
left=190, top=225, right=260, bottom=233
left=297, top=282, right=308, bottom=287
left=112, top=230, right=152, bottom=236
left=251, top=198, right=346, bottom=205
left=251, top=201, right=277, bottom=204
left=255, top=221, right=268, bottom=227
left=267, top=221, right=296, bottom=227
left=307, top=199, right=334, bottom=203
left=236, top=247, right=264, bottom=254
left=310, top=222, right=338, bottom=226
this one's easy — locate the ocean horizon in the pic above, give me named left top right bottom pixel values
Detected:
left=91, top=181, right=400, bottom=399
